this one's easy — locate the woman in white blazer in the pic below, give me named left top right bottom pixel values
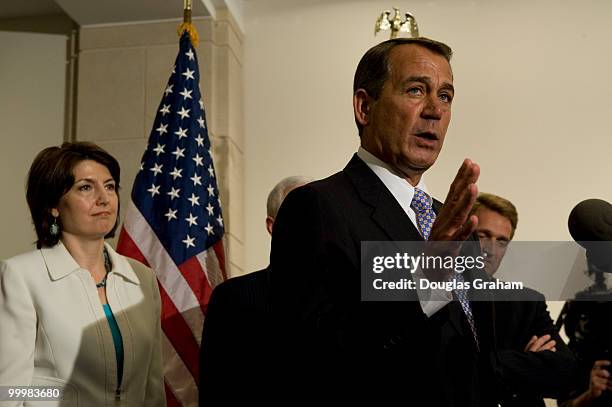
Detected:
left=0, top=142, right=165, bottom=406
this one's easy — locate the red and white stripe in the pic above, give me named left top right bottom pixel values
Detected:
left=118, top=201, right=226, bottom=407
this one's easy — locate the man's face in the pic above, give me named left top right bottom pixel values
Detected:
left=475, top=207, right=514, bottom=276
left=359, top=44, right=454, bottom=179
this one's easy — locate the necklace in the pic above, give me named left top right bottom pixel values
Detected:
left=96, top=248, right=111, bottom=289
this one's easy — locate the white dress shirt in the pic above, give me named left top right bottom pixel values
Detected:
left=356, top=147, right=452, bottom=317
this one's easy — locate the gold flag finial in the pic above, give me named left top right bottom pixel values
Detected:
left=375, top=7, right=419, bottom=39
left=177, top=0, right=199, bottom=46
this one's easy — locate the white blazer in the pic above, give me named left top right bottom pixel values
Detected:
left=0, top=242, right=166, bottom=406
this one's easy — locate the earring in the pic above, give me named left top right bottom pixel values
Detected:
left=50, top=216, right=59, bottom=237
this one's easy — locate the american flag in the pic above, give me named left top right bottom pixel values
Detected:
left=117, top=32, right=226, bottom=406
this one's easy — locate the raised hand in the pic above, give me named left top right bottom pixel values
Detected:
left=428, top=158, right=480, bottom=242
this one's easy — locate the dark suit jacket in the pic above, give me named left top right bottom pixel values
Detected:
left=491, top=290, right=577, bottom=406
left=270, top=154, right=576, bottom=406
left=199, top=267, right=272, bottom=405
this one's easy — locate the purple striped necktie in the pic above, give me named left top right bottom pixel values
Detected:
left=411, top=187, right=479, bottom=349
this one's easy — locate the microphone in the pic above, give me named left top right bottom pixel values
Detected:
left=568, top=199, right=612, bottom=272
left=568, top=199, right=612, bottom=241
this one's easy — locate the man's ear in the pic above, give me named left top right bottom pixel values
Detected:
left=265, top=216, right=274, bottom=236
left=353, top=89, right=371, bottom=127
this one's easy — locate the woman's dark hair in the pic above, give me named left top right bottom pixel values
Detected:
left=26, top=142, right=121, bottom=248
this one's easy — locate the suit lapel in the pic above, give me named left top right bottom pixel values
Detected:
left=344, top=155, right=487, bottom=344
left=343, top=154, right=423, bottom=242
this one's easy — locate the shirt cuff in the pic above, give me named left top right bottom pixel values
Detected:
left=413, top=267, right=452, bottom=317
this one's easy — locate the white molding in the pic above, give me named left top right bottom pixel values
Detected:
left=81, top=15, right=212, bottom=29
left=77, top=1, right=244, bottom=34
left=207, top=0, right=244, bottom=34
left=199, top=0, right=217, bottom=21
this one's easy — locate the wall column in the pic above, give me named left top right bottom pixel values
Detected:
left=76, top=11, right=244, bottom=276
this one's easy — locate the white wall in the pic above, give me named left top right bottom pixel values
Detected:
left=244, top=0, right=612, bottom=272
left=0, top=30, right=66, bottom=259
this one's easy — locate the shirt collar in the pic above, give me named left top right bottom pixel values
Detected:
left=356, top=146, right=428, bottom=206
left=104, top=243, right=140, bottom=284
left=41, top=241, right=80, bottom=281
left=41, top=241, right=140, bottom=285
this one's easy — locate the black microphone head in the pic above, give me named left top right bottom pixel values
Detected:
left=568, top=199, right=612, bottom=242
left=568, top=199, right=612, bottom=271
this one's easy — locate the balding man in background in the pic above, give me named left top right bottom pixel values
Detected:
left=199, top=176, right=311, bottom=405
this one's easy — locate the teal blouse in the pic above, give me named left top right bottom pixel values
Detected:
left=102, top=304, right=124, bottom=387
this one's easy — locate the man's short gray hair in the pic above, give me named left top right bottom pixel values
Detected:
left=266, top=176, right=313, bottom=218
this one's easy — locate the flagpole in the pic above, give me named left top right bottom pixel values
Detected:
left=178, top=0, right=199, bottom=46
left=183, top=0, right=191, bottom=24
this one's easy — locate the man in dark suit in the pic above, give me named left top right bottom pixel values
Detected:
left=199, top=176, right=310, bottom=405
left=270, top=38, right=576, bottom=405
left=472, top=192, right=575, bottom=406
